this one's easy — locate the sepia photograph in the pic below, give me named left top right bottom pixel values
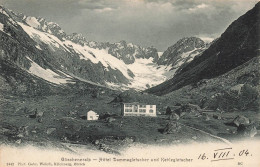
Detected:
left=0, top=0, right=259, bottom=166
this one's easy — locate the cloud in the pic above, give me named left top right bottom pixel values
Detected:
left=187, top=3, right=209, bottom=12
left=0, top=0, right=259, bottom=50
left=197, top=3, right=208, bottom=9
left=94, top=7, right=115, bottom=13
left=77, top=0, right=119, bottom=10
left=196, top=33, right=219, bottom=43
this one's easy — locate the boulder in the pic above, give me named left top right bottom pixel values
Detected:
left=18, top=126, right=29, bottom=137
left=175, top=103, right=182, bottom=106
left=216, top=108, right=224, bottom=113
left=166, top=106, right=172, bottom=115
left=180, top=105, right=191, bottom=112
left=237, top=124, right=257, bottom=137
left=174, top=108, right=182, bottom=116
left=174, top=104, right=201, bottom=115
left=180, top=112, right=186, bottom=117
left=187, top=104, right=201, bottom=111
left=233, top=115, right=250, bottom=127
left=31, top=130, right=37, bottom=134
left=46, top=128, right=56, bottom=135
left=29, top=113, right=36, bottom=118
left=29, top=109, right=39, bottom=118
left=213, top=114, right=221, bottom=120
left=189, top=111, right=201, bottom=117
left=106, top=117, right=116, bottom=123
left=169, top=113, right=180, bottom=121
left=36, top=111, right=44, bottom=117
left=123, top=137, right=135, bottom=143
left=23, top=107, right=29, bottom=113
left=15, top=139, right=22, bottom=144
left=94, top=140, right=100, bottom=145
left=163, top=122, right=181, bottom=134
left=230, top=84, right=244, bottom=95
left=205, top=114, right=210, bottom=121
left=38, top=117, right=43, bottom=123
left=192, top=136, right=197, bottom=140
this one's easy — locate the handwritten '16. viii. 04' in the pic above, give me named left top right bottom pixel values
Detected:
left=198, top=147, right=252, bottom=162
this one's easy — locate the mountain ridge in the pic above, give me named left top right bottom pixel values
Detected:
left=0, top=5, right=211, bottom=91
left=146, top=2, right=260, bottom=95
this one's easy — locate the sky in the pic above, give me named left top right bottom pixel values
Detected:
left=0, top=0, right=259, bottom=51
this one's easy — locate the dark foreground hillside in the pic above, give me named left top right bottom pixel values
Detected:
left=1, top=82, right=260, bottom=154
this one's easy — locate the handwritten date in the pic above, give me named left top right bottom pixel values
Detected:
left=198, top=148, right=252, bottom=162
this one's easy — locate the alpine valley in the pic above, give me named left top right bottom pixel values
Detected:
left=0, top=5, right=212, bottom=93
left=0, top=2, right=259, bottom=155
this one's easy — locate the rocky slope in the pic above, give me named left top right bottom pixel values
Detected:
left=164, top=54, right=260, bottom=112
left=0, top=5, right=213, bottom=92
left=147, top=2, right=260, bottom=95
left=157, top=37, right=210, bottom=77
left=66, top=34, right=159, bottom=65
left=0, top=6, right=167, bottom=91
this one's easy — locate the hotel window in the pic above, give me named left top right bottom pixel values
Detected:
left=149, top=109, right=153, bottom=113
left=139, top=105, right=146, bottom=108
left=125, top=104, right=132, bottom=108
left=134, top=105, right=138, bottom=112
left=125, top=109, right=132, bottom=112
left=139, top=109, right=146, bottom=113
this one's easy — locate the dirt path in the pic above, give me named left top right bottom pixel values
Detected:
left=180, top=122, right=232, bottom=145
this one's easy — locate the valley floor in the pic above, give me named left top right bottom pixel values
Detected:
left=1, top=93, right=259, bottom=155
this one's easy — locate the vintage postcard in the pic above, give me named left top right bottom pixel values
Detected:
left=0, top=0, right=259, bottom=167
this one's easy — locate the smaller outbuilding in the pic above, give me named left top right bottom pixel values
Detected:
left=87, top=110, right=99, bottom=120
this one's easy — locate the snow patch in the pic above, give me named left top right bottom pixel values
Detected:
left=158, top=52, right=163, bottom=57
left=127, top=43, right=134, bottom=48
left=88, top=41, right=96, bottom=47
left=26, top=57, right=73, bottom=85
left=180, top=48, right=202, bottom=63
left=199, top=36, right=214, bottom=43
left=0, top=22, right=11, bottom=36
left=174, top=59, right=186, bottom=68
left=126, top=58, right=170, bottom=90
left=0, top=9, right=9, bottom=17
left=35, top=45, right=42, bottom=50
left=106, top=82, right=129, bottom=91
left=59, top=29, right=63, bottom=33
left=187, top=51, right=200, bottom=62
left=0, top=23, right=4, bottom=31
left=42, top=24, right=47, bottom=31
left=25, top=16, right=40, bottom=28
left=18, top=22, right=70, bottom=52
left=180, top=49, right=196, bottom=59
left=63, top=40, right=132, bottom=79
left=8, top=18, right=17, bottom=25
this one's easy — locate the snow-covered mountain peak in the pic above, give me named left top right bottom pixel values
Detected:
left=156, top=37, right=210, bottom=77
left=6, top=10, right=68, bottom=40
left=169, top=37, right=205, bottom=54
left=0, top=6, right=210, bottom=91
left=66, top=33, right=87, bottom=45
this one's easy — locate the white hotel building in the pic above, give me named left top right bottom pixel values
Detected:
left=121, top=102, right=156, bottom=117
